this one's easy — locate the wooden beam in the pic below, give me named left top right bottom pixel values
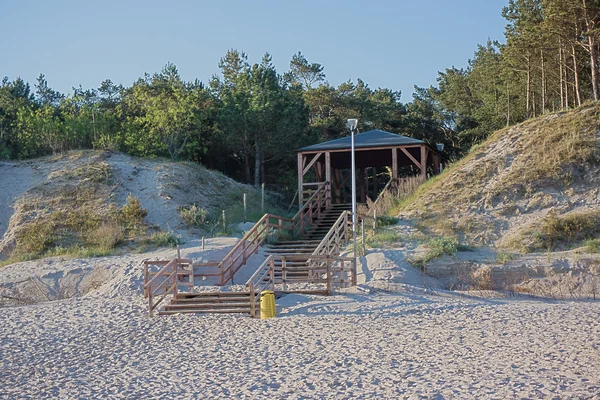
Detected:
left=360, top=168, right=366, bottom=203
left=315, top=162, right=323, bottom=182
left=399, top=147, right=421, bottom=170
left=420, top=145, right=427, bottom=178
left=298, top=144, right=425, bottom=155
left=297, top=153, right=303, bottom=208
left=391, top=148, right=398, bottom=180
left=334, top=169, right=341, bottom=204
left=302, top=152, right=323, bottom=175
left=371, top=167, right=377, bottom=199
left=325, top=152, right=332, bottom=208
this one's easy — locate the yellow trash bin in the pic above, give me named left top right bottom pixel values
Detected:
left=260, top=290, right=276, bottom=319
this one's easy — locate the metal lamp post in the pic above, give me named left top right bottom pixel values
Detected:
left=347, top=118, right=358, bottom=285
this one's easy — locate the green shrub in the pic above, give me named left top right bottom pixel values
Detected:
left=85, top=222, right=124, bottom=250
left=142, top=231, right=180, bottom=248
left=410, top=236, right=458, bottom=269
left=584, top=238, right=600, bottom=253
left=532, top=210, right=600, bottom=251
left=121, top=194, right=148, bottom=227
left=376, top=216, right=399, bottom=228
left=428, top=236, right=458, bottom=258
left=366, top=231, right=402, bottom=248
left=179, top=204, right=209, bottom=227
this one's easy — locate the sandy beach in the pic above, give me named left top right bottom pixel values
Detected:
left=1, top=285, right=599, bottom=399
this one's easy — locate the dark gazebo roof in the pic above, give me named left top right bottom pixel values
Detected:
left=298, top=129, right=424, bottom=152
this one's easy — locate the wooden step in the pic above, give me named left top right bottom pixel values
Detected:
left=165, top=302, right=251, bottom=310
left=175, top=292, right=251, bottom=299
left=159, top=309, right=251, bottom=315
left=172, top=296, right=252, bottom=303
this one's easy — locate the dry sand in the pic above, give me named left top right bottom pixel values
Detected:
left=1, top=241, right=599, bottom=399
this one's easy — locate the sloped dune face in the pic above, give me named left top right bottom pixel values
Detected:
left=0, top=150, right=265, bottom=260
left=401, top=104, right=600, bottom=250
left=0, top=161, right=53, bottom=258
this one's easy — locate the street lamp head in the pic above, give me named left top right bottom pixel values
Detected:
left=436, top=143, right=445, bottom=152
left=346, top=118, right=358, bottom=131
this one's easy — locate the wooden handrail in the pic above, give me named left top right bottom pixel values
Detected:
left=312, top=211, right=351, bottom=257
left=218, top=213, right=294, bottom=285
left=292, top=181, right=329, bottom=237
left=145, top=258, right=184, bottom=317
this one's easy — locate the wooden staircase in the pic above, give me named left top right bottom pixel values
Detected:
left=260, top=204, right=352, bottom=285
left=143, top=182, right=357, bottom=317
left=160, top=292, right=253, bottom=315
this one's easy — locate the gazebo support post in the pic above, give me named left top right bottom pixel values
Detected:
left=392, top=148, right=398, bottom=181
left=334, top=169, right=341, bottom=204
left=297, top=153, right=304, bottom=208
left=325, top=152, right=331, bottom=208
left=420, top=146, right=427, bottom=179
left=359, top=168, right=366, bottom=203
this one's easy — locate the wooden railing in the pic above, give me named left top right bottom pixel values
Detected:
left=144, top=258, right=192, bottom=317
left=245, top=254, right=355, bottom=317
left=217, top=181, right=330, bottom=285
left=292, top=181, right=329, bottom=237
left=312, top=210, right=352, bottom=257
left=218, top=213, right=293, bottom=285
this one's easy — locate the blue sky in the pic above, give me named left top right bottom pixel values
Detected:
left=1, top=0, right=508, bottom=102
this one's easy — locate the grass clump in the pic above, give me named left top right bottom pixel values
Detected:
left=120, top=194, right=148, bottom=228
left=179, top=204, right=209, bottom=227
left=366, top=231, right=403, bottom=248
left=141, top=232, right=180, bottom=248
left=584, top=238, right=600, bottom=253
left=531, top=210, right=600, bottom=251
left=496, top=251, right=519, bottom=264
left=376, top=216, right=399, bottom=228
left=410, top=236, right=458, bottom=269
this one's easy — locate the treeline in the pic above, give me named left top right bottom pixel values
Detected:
left=1, top=0, right=598, bottom=190
left=0, top=51, right=434, bottom=189
left=420, top=0, right=600, bottom=147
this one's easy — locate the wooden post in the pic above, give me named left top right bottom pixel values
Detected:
left=243, top=193, right=247, bottom=223
left=373, top=209, right=377, bottom=231
left=270, top=257, right=275, bottom=292
left=249, top=283, right=256, bottom=317
left=361, top=219, right=365, bottom=255
left=325, top=152, right=331, bottom=208
left=392, top=148, right=398, bottom=181
left=143, top=263, right=148, bottom=297
left=278, top=218, right=283, bottom=236
left=351, top=257, right=357, bottom=286
left=282, top=257, right=287, bottom=292
left=420, top=145, right=427, bottom=179
left=334, top=169, right=341, bottom=204
left=359, top=168, right=366, bottom=203
left=222, top=209, right=226, bottom=231
left=298, top=153, right=304, bottom=208
left=371, top=167, right=377, bottom=199
left=326, top=256, right=332, bottom=295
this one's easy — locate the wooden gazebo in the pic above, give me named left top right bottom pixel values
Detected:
left=297, top=130, right=440, bottom=206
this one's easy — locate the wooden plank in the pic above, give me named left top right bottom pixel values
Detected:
left=360, top=168, right=366, bottom=203
left=297, top=144, right=425, bottom=155
left=302, top=152, right=322, bottom=175
left=392, top=148, right=398, bottom=180
left=398, top=146, right=421, bottom=170
left=420, top=145, right=427, bottom=178
left=325, top=152, right=332, bottom=208
left=298, top=153, right=303, bottom=208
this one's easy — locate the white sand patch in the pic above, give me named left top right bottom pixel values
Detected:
left=0, top=161, right=46, bottom=242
